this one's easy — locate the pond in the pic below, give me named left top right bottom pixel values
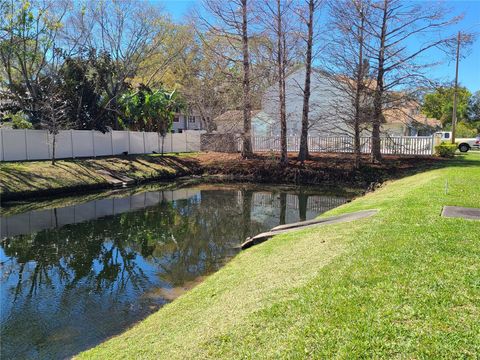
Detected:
left=0, top=183, right=350, bottom=359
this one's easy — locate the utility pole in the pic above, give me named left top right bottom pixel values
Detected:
left=451, top=31, right=460, bottom=144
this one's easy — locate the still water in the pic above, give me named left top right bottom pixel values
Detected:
left=0, top=183, right=348, bottom=359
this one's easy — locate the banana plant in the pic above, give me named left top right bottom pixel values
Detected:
left=120, top=85, right=185, bottom=155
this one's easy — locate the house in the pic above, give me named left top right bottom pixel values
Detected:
left=215, top=68, right=440, bottom=137
left=214, top=110, right=265, bottom=135
left=382, top=103, right=441, bottom=136
left=172, top=112, right=205, bottom=133
left=259, top=68, right=350, bottom=137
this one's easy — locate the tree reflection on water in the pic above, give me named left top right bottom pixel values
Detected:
left=0, top=185, right=346, bottom=359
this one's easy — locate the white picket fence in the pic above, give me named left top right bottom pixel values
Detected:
left=0, top=129, right=204, bottom=161
left=243, top=135, right=434, bottom=156
left=0, top=129, right=434, bottom=161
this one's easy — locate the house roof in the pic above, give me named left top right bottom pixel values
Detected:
left=383, top=107, right=441, bottom=128
left=293, top=69, right=441, bottom=127
left=214, top=110, right=261, bottom=124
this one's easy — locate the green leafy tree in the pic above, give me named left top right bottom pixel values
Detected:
left=421, top=87, right=472, bottom=126
left=63, top=0, right=175, bottom=130
left=120, top=85, right=184, bottom=154
left=467, top=91, right=480, bottom=132
left=59, top=49, right=117, bottom=131
left=1, top=111, right=33, bottom=129
left=0, top=0, right=71, bottom=126
left=445, top=121, right=477, bottom=138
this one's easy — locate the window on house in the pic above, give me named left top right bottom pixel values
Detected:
left=173, top=116, right=180, bottom=123
left=444, top=132, right=450, bottom=139
left=188, top=116, right=195, bottom=123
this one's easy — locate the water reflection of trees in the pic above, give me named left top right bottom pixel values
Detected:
left=1, top=189, right=266, bottom=358
left=0, top=187, right=344, bottom=359
left=1, top=188, right=344, bottom=301
left=1, top=190, right=266, bottom=300
left=149, top=190, right=266, bottom=286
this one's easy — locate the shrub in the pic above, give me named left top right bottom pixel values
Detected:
left=435, top=142, right=457, bottom=158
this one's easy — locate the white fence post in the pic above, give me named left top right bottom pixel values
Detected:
left=91, top=130, right=96, bottom=157
left=110, top=131, right=114, bottom=156
left=70, top=129, right=75, bottom=158
left=24, top=129, right=28, bottom=161
left=143, top=131, right=146, bottom=153
left=47, top=131, right=51, bottom=159
left=0, top=129, right=3, bottom=161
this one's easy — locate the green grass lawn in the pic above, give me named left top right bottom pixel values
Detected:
left=78, top=152, right=480, bottom=359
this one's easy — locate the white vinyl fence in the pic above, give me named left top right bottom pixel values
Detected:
left=243, top=135, right=434, bottom=156
left=0, top=129, right=204, bottom=161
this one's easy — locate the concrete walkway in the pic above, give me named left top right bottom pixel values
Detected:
left=441, top=206, right=480, bottom=220
left=241, top=209, right=379, bottom=249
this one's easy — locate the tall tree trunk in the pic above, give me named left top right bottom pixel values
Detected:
left=111, top=98, right=120, bottom=130
left=298, top=0, right=315, bottom=162
left=353, top=120, right=361, bottom=167
left=277, top=0, right=288, bottom=166
left=371, top=0, right=387, bottom=163
left=241, top=0, right=253, bottom=158
left=371, top=84, right=383, bottom=163
left=51, top=133, right=56, bottom=165
left=353, top=9, right=366, bottom=169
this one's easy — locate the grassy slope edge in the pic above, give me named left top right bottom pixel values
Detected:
left=1, top=153, right=443, bottom=201
left=75, top=152, right=478, bottom=358
left=0, top=154, right=197, bottom=199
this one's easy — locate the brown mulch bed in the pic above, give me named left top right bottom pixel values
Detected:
left=195, top=151, right=442, bottom=169
left=193, top=152, right=446, bottom=187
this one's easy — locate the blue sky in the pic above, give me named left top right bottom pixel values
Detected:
left=150, top=0, right=479, bottom=92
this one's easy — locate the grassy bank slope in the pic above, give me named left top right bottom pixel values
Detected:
left=79, top=153, right=480, bottom=359
left=1, top=152, right=441, bottom=201
left=0, top=154, right=198, bottom=200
